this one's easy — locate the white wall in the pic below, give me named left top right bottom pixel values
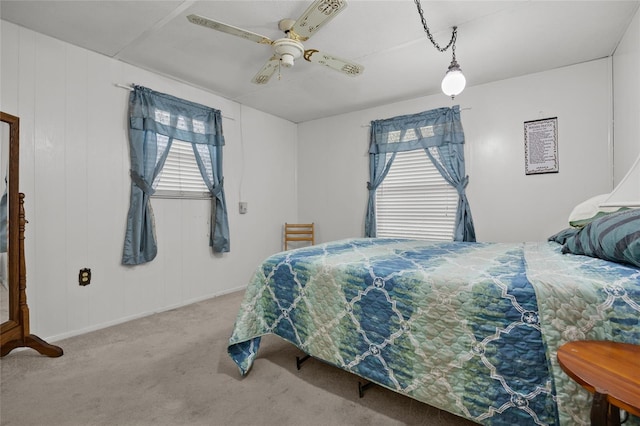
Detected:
left=297, top=59, right=613, bottom=243
left=613, top=6, right=640, bottom=184
left=0, top=22, right=297, bottom=340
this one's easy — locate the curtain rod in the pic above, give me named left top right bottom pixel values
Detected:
left=114, top=83, right=235, bottom=121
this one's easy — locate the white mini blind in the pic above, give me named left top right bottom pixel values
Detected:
left=375, top=149, right=457, bottom=241
left=153, top=139, right=211, bottom=199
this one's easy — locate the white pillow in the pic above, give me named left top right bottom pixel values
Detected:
left=568, top=194, right=626, bottom=227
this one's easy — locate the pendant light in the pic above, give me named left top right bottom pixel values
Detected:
left=414, top=0, right=466, bottom=99
left=441, top=41, right=466, bottom=98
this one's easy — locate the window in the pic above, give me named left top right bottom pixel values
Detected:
left=152, top=137, right=211, bottom=199
left=151, top=109, right=210, bottom=199
left=123, top=85, right=229, bottom=265
left=375, top=148, right=458, bottom=241
left=365, top=105, right=473, bottom=242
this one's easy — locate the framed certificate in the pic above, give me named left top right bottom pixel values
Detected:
left=524, top=117, right=558, bottom=175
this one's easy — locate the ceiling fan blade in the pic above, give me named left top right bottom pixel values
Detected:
left=303, top=49, right=364, bottom=77
left=187, top=14, right=273, bottom=45
left=251, top=56, right=280, bottom=85
left=290, top=0, right=347, bottom=41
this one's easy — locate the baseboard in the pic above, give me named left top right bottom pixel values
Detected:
left=42, top=285, right=247, bottom=343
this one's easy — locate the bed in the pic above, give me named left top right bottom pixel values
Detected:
left=227, top=211, right=640, bottom=425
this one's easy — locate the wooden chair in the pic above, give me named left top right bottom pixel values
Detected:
left=284, top=223, right=315, bottom=250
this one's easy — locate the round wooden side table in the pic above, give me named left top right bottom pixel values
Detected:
left=557, top=340, right=640, bottom=426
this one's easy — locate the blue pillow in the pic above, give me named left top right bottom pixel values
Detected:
left=548, top=227, right=579, bottom=245
left=562, top=208, right=640, bottom=267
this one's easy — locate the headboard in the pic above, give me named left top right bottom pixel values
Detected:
left=600, top=154, right=640, bottom=208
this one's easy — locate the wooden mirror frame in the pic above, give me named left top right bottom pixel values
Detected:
left=0, top=111, right=62, bottom=357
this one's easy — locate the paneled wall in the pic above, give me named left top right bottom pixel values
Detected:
left=613, top=7, right=640, bottom=184
left=1, top=22, right=298, bottom=340
left=297, top=59, right=613, bottom=244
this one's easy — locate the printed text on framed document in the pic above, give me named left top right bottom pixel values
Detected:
left=524, top=117, right=558, bottom=175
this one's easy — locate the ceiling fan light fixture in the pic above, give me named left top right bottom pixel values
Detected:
left=441, top=60, right=466, bottom=99
left=280, top=53, right=295, bottom=68
left=274, top=39, right=304, bottom=68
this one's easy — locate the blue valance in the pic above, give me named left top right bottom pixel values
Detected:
left=129, top=85, right=225, bottom=146
left=369, top=105, right=464, bottom=154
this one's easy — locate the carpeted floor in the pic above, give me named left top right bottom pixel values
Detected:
left=0, top=290, right=477, bottom=426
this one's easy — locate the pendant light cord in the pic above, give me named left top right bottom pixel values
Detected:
left=414, top=0, right=458, bottom=61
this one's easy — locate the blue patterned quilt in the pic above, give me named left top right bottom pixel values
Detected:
left=228, top=238, right=640, bottom=425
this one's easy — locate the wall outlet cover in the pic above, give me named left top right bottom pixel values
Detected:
left=79, top=268, right=91, bottom=286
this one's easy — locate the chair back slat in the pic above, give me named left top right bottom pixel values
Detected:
left=284, top=223, right=315, bottom=250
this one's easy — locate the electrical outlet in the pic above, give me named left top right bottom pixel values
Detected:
left=79, top=268, right=91, bottom=286
left=239, top=202, right=248, bottom=214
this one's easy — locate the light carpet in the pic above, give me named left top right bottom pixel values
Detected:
left=1, top=290, right=476, bottom=426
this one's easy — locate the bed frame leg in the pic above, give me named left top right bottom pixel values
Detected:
left=296, top=354, right=311, bottom=370
left=358, top=381, right=374, bottom=398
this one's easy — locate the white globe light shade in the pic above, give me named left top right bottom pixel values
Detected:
left=280, top=53, right=295, bottom=68
left=441, top=66, right=466, bottom=98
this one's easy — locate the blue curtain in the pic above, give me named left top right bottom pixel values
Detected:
left=425, top=144, right=476, bottom=242
left=364, top=144, right=396, bottom=238
left=192, top=141, right=229, bottom=251
left=365, top=105, right=475, bottom=241
left=122, top=85, right=229, bottom=265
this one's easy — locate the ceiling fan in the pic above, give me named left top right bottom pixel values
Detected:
left=186, top=0, right=364, bottom=85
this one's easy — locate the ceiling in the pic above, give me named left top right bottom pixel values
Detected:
left=1, top=0, right=639, bottom=123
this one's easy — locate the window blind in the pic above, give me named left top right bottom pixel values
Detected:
left=375, top=149, right=457, bottom=241
left=153, top=139, right=211, bottom=199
